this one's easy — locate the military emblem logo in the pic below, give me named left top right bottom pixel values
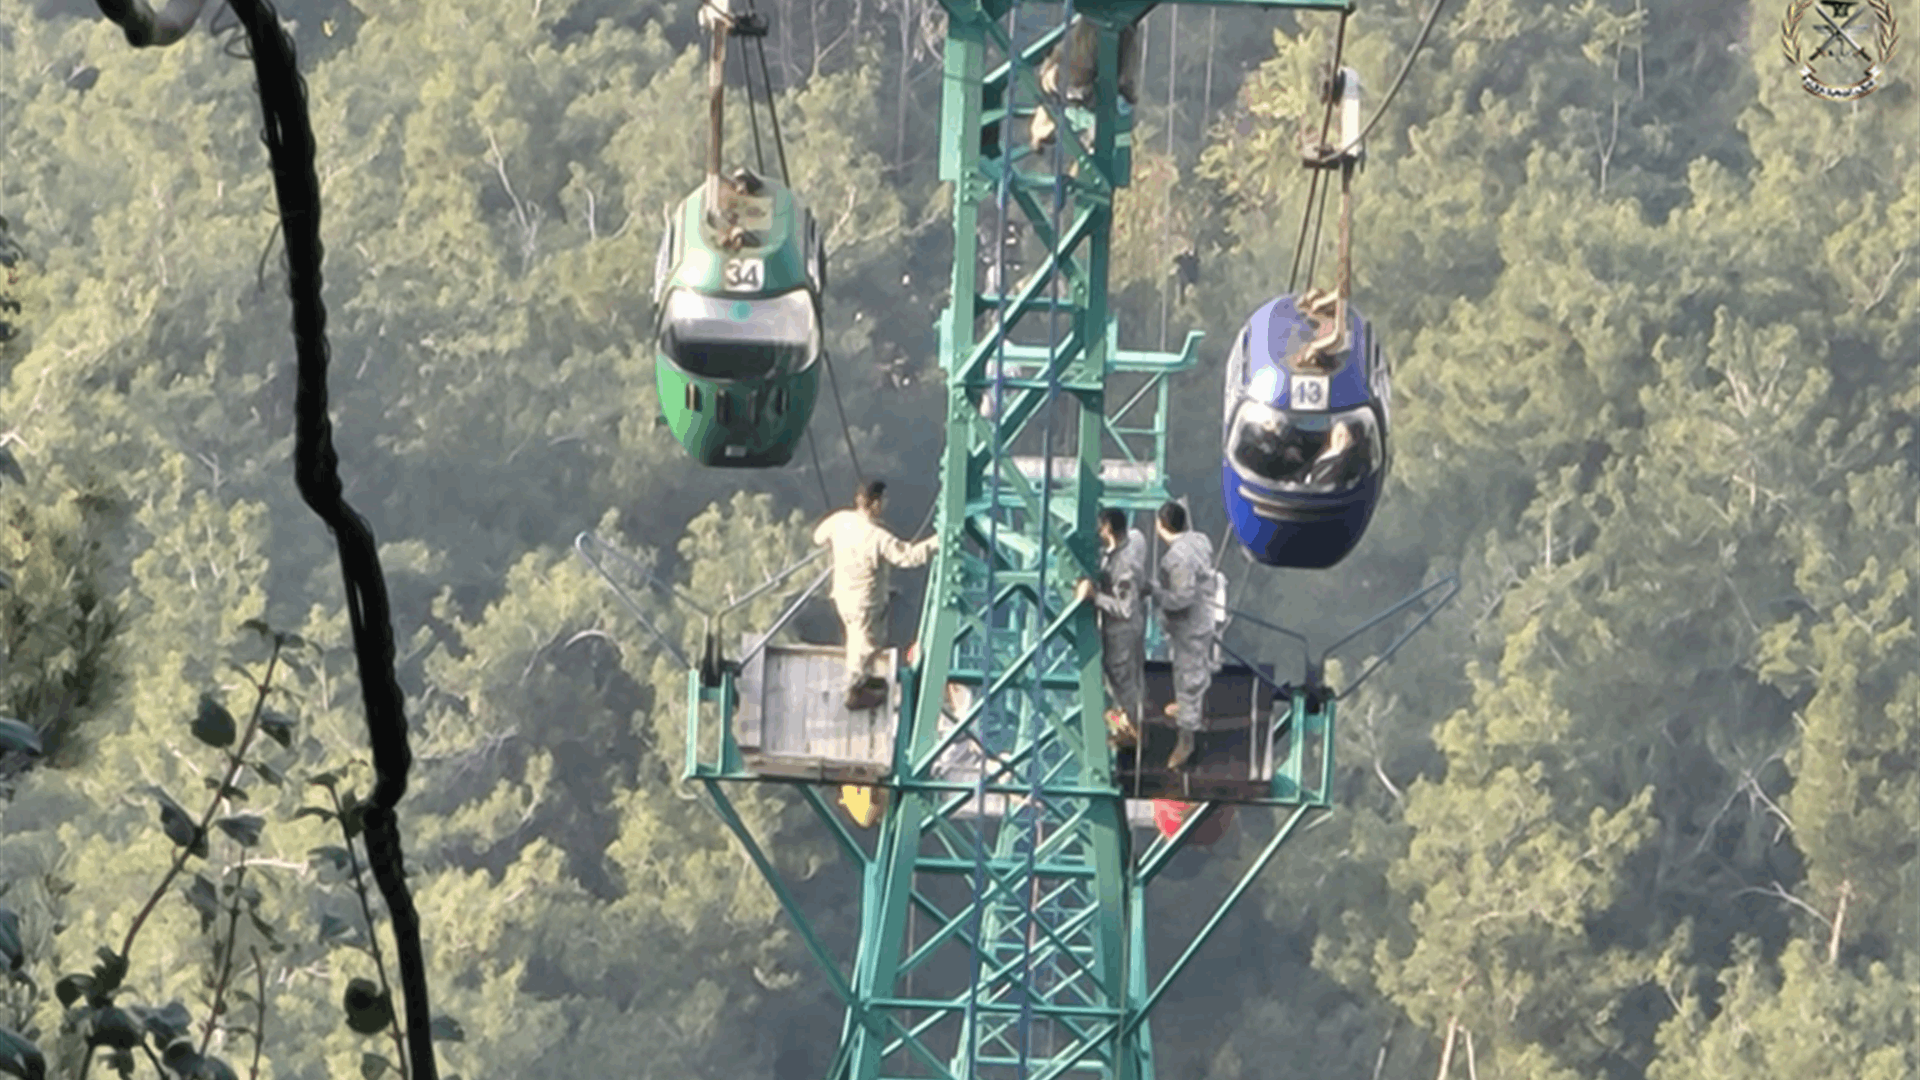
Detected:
left=1782, top=0, right=1900, bottom=100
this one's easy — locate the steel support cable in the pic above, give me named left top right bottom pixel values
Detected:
left=803, top=426, right=833, bottom=514
left=746, top=0, right=792, bottom=187
left=821, top=344, right=866, bottom=487
left=1284, top=8, right=1348, bottom=293
left=212, top=2, right=439, bottom=1076
left=1297, top=0, right=1453, bottom=292
left=736, top=28, right=768, bottom=176
left=1331, top=0, right=1452, bottom=160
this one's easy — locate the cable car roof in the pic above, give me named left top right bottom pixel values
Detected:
left=664, top=171, right=815, bottom=301
left=1240, top=294, right=1375, bottom=414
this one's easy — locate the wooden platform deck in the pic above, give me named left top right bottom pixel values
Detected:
left=735, top=640, right=899, bottom=783
left=728, top=643, right=1279, bottom=812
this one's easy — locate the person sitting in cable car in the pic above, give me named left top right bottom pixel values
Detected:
left=1221, top=294, right=1391, bottom=570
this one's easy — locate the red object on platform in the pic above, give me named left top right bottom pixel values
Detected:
left=1152, top=800, right=1235, bottom=846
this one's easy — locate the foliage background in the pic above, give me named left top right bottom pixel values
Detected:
left=0, top=0, right=1914, bottom=1076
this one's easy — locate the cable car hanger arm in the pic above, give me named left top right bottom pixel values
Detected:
left=1210, top=573, right=1459, bottom=698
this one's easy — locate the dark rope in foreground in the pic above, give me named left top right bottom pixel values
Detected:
left=88, top=2, right=439, bottom=1077
left=224, top=5, right=438, bottom=1077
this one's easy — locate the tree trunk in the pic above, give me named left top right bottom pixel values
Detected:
left=1827, top=879, right=1852, bottom=964
left=1434, top=1015, right=1459, bottom=1079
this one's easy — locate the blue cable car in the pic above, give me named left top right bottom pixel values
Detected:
left=1221, top=293, right=1392, bottom=569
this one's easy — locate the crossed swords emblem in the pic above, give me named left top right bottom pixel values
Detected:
left=1809, top=0, right=1875, bottom=62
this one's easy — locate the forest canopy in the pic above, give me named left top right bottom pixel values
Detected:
left=0, top=0, right=1914, bottom=1077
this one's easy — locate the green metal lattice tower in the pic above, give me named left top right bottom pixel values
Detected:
left=677, top=3, right=1375, bottom=1079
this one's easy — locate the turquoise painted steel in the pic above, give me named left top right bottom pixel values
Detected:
left=681, top=4, right=1369, bottom=1079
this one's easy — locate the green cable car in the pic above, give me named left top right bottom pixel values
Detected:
left=652, top=7, right=825, bottom=469
left=652, top=170, right=825, bottom=468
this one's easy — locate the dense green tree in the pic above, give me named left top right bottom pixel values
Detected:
left=2, top=0, right=1914, bottom=1076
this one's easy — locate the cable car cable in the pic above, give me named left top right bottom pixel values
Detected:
left=1284, top=9, right=1349, bottom=293
left=739, top=0, right=861, bottom=488
left=746, top=0, right=792, bottom=187
left=737, top=29, right=768, bottom=176
left=1330, top=0, right=1452, bottom=160
left=802, top=427, right=832, bottom=514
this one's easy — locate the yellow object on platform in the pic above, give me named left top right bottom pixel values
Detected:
left=839, top=784, right=887, bottom=828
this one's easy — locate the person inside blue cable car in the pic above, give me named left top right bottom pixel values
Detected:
left=1221, top=293, right=1391, bottom=570
left=1227, top=407, right=1381, bottom=496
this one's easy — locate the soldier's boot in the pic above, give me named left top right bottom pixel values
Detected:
left=845, top=676, right=887, bottom=712
left=1159, top=703, right=1190, bottom=768
left=1166, top=724, right=1195, bottom=771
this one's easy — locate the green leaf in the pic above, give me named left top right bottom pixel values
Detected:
left=133, top=1002, right=191, bottom=1045
left=86, top=1007, right=142, bottom=1050
left=213, top=814, right=265, bottom=847
left=190, top=695, right=236, bottom=750
left=160, top=1042, right=201, bottom=1076
left=259, top=710, right=295, bottom=749
left=247, top=912, right=278, bottom=945
left=307, top=770, right=341, bottom=790
left=0, top=569, right=12, bottom=591
left=309, top=846, right=352, bottom=872
left=90, top=948, right=127, bottom=996
left=251, top=761, right=285, bottom=787
left=53, top=974, right=93, bottom=1009
left=429, top=1015, right=465, bottom=1042
left=0, top=907, right=22, bottom=972
left=150, top=790, right=207, bottom=859
left=182, top=875, right=220, bottom=932
left=318, top=914, right=354, bottom=943
left=341, top=978, right=392, bottom=1035
left=359, top=1053, right=392, bottom=1080
left=0, top=719, right=40, bottom=757
left=0, top=1024, right=46, bottom=1080
left=106, top=1048, right=133, bottom=1079
left=340, top=790, right=365, bottom=840
left=0, top=447, right=24, bottom=485
left=292, top=806, right=334, bottom=824
left=239, top=619, right=273, bottom=639
left=198, top=1055, right=239, bottom=1080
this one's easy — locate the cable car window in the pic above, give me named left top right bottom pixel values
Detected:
left=660, top=287, right=821, bottom=381
left=1226, top=402, right=1381, bottom=495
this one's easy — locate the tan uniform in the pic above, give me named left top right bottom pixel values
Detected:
left=813, top=509, right=937, bottom=686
